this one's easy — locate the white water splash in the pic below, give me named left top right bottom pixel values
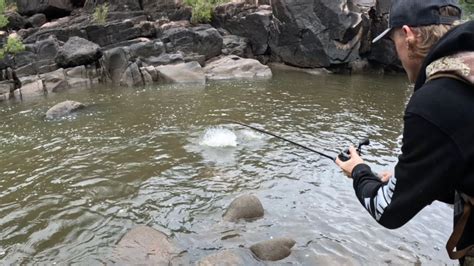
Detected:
left=241, top=129, right=265, bottom=140
left=200, top=127, right=237, bottom=147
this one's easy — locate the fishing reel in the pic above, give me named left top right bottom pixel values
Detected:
left=338, top=139, right=370, bottom=162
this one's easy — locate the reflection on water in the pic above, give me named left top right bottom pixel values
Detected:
left=0, top=70, right=453, bottom=264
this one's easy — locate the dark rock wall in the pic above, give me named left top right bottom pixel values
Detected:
left=0, top=0, right=400, bottom=101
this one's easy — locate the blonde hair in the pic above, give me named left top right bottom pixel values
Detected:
left=409, top=6, right=462, bottom=58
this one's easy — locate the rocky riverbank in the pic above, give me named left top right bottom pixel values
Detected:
left=0, top=0, right=399, bottom=102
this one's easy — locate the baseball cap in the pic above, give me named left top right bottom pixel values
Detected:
left=372, top=0, right=463, bottom=43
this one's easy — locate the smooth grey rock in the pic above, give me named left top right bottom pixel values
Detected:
left=0, top=81, right=13, bottom=94
left=204, top=55, right=272, bottom=81
left=64, top=65, right=98, bottom=88
left=197, top=249, right=262, bottom=266
left=41, top=68, right=68, bottom=93
left=183, top=53, right=206, bottom=67
left=56, top=37, right=102, bottom=68
left=28, top=13, right=48, bottom=28
left=142, top=52, right=184, bottom=66
left=223, top=194, right=264, bottom=222
left=119, top=62, right=144, bottom=87
left=268, top=63, right=331, bottom=75
left=19, top=79, right=45, bottom=97
left=101, top=47, right=131, bottom=84
left=155, top=61, right=205, bottom=84
left=250, top=238, right=296, bottom=261
left=114, top=225, right=183, bottom=265
left=46, top=100, right=85, bottom=119
left=17, top=0, right=73, bottom=19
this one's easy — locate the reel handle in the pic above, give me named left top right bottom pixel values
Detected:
left=338, top=138, right=370, bottom=162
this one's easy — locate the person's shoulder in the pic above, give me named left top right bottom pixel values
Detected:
left=407, top=77, right=474, bottom=128
left=408, top=77, right=472, bottom=111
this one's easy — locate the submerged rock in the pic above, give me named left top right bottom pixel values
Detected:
left=250, top=238, right=296, bottom=261
left=204, top=55, right=272, bottom=80
left=223, top=194, right=264, bottom=222
left=56, top=37, right=102, bottom=68
left=46, top=100, right=85, bottom=119
left=114, top=225, right=184, bottom=265
left=197, top=249, right=261, bottom=266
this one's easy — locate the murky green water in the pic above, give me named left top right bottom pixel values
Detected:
left=0, top=70, right=454, bottom=264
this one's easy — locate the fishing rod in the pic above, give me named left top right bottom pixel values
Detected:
left=225, top=120, right=370, bottom=162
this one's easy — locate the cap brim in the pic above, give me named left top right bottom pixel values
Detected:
left=372, top=28, right=392, bottom=43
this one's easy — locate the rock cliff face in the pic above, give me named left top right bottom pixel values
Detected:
left=0, top=0, right=397, bottom=102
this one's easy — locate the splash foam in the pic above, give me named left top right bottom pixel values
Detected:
left=200, top=127, right=237, bottom=147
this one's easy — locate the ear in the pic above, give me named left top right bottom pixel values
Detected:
left=401, top=25, right=417, bottom=46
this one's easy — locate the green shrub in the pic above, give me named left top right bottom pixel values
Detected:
left=0, top=0, right=8, bottom=28
left=461, top=0, right=474, bottom=19
left=185, top=0, right=230, bottom=24
left=0, top=35, right=25, bottom=59
left=93, top=3, right=109, bottom=25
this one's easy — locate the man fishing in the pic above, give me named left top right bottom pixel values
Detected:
left=336, top=0, right=474, bottom=263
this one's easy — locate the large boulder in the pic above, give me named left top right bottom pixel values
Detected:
left=204, top=55, right=272, bottom=81
left=269, top=0, right=364, bottom=68
left=19, top=78, right=45, bottom=97
left=129, top=40, right=166, bottom=59
left=41, top=68, right=69, bottom=93
left=17, top=0, right=74, bottom=19
left=154, top=61, right=206, bottom=84
left=222, top=194, right=264, bottom=222
left=56, top=37, right=102, bottom=68
left=36, top=36, right=60, bottom=60
left=222, top=35, right=253, bottom=58
left=213, top=3, right=272, bottom=56
left=86, top=20, right=156, bottom=47
left=101, top=47, right=131, bottom=84
left=45, top=100, right=85, bottom=119
left=120, top=62, right=144, bottom=87
left=65, top=65, right=100, bottom=88
left=113, top=225, right=183, bottom=264
left=161, top=25, right=223, bottom=60
left=5, top=12, right=30, bottom=30
left=250, top=238, right=296, bottom=261
left=28, top=13, right=48, bottom=28
left=142, top=52, right=184, bottom=66
left=365, top=0, right=403, bottom=70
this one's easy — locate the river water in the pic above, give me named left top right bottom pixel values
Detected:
left=0, top=70, right=455, bottom=265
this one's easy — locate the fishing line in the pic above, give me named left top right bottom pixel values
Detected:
left=225, top=120, right=370, bottom=163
